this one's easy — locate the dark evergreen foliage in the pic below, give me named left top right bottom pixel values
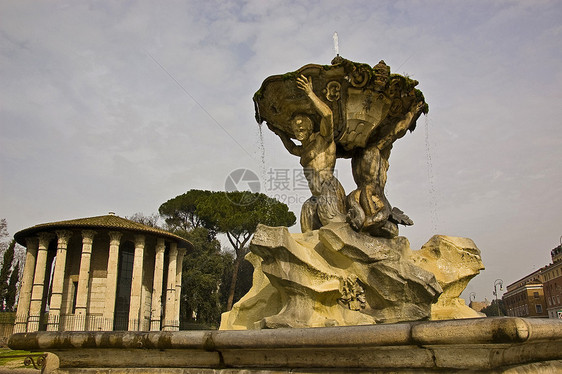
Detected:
left=5, top=261, right=19, bottom=311
left=0, top=240, right=15, bottom=310
left=175, top=226, right=229, bottom=327
left=481, top=299, right=506, bottom=317
left=160, top=189, right=296, bottom=315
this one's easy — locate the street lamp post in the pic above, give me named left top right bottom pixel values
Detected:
left=493, top=279, right=504, bottom=316
left=468, top=292, right=476, bottom=310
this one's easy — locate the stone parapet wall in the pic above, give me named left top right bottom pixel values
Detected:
left=8, top=317, right=562, bottom=373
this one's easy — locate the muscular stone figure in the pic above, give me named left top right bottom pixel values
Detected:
left=348, top=102, right=424, bottom=237
left=269, top=75, right=346, bottom=232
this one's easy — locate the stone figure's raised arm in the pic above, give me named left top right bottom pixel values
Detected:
left=376, top=101, right=424, bottom=150
left=267, top=123, right=301, bottom=156
left=296, top=75, right=333, bottom=139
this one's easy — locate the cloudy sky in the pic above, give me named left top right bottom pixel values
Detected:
left=1, top=0, right=561, bottom=302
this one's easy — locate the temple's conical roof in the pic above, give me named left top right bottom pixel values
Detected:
left=14, top=214, right=192, bottom=249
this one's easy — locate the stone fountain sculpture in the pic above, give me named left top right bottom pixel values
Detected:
left=7, top=52, right=562, bottom=374
left=221, top=57, right=484, bottom=329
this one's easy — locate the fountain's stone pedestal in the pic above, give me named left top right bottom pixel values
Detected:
left=9, top=318, right=562, bottom=373
left=221, top=223, right=484, bottom=330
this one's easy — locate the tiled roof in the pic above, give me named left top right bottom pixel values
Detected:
left=14, top=214, right=192, bottom=249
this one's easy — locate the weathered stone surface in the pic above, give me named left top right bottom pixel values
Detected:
left=218, top=252, right=282, bottom=330
left=221, top=223, right=443, bottom=329
left=222, top=225, right=487, bottom=329
left=9, top=318, right=562, bottom=373
left=411, top=235, right=485, bottom=319
left=255, top=58, right=428, bottom=237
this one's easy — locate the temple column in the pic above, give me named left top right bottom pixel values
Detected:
left=103, top=231, right=122, bottom=330
left=27, top=233, right=53, bottom=332
left=163, top=243, right=178, bottom=331
left=174, top=247, right=187, bottom=330
left=150, top=238, right=165, bottom=331
left=14, top=237, right=38, bottom=333
left=74, top=230, right=96, bottom=330
left=128, top=235, right=145, bottom=331
left=47, top=230, right=73, bottom=331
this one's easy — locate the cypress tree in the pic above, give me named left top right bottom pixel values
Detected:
left=5, top=261, right=19, bottom=311
left=0, top=240, right=15, bottom=310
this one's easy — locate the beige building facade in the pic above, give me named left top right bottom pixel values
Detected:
left=13, top=213, right=192, bottom=333
left=503, top=267, right=548, bottom=318
left=502, top=243, right=562, bottom=319
left=543, top=244, right=562, bottom=319
left=503, top=280, right=547, bottom=318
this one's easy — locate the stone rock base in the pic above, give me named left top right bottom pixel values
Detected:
left=8, top=318, right=562, bottom=373
left=221, top=223, right=485, bottom=329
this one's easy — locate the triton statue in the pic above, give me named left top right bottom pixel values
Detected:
left=268, top=75, right=347, bottom=232
left=254, top=56, right=428, bottom=237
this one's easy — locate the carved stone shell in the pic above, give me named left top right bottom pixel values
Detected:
left=253, top=58, right=427, bottom=152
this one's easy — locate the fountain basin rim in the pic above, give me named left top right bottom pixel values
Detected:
left=9, top=317, right=562, bottom=351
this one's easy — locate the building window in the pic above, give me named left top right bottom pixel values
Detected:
left=533, top=291, right=539, bottom=299
left=536, top=304, right=543, bottom=314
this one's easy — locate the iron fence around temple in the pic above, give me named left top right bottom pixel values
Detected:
left=3, top=313, right=211, bottom=339
left=11, top=313, right=183, bottom=332
left=0, top=312, right=16, bottom=343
